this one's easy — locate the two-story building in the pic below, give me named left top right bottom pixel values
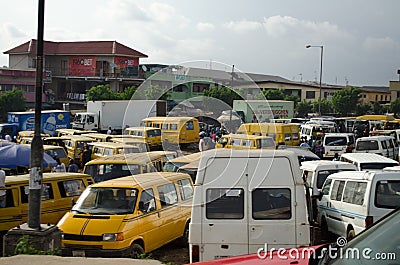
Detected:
left=2, top=39, right=147, bottom=109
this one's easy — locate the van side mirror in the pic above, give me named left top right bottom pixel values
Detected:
left=317, top=191, right=323, bottom=201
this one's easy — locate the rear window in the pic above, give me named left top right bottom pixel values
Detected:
left=252, top=188, right=291, bottom=219
left=375, top=180, right=400, bottom=209
left=206, top=188, right=244, bottom=219
left=356, top=140, right=379, bottom=151
left=325, top=136, right=347, bottom=146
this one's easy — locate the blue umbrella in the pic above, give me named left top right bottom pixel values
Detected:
left=0, top=144, right=57, bottom=169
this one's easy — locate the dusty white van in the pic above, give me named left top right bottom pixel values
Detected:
left=189, top=149, right=311, bottom=263
left=354, top=135, right=398, bottom=160
left=322, top=133, right=355, bottom=158
left=300, top=160, right=357, bottom=222
left=340, top=153, right=399, bottom=171
left=317, top=171, right=400, bottom=239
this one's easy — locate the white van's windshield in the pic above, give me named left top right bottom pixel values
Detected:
left=72, top=187, right=138, bottom=215
left=375, top=180, right=400, bottom=209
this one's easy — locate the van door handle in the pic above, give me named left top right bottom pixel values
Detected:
left=208, top=224, right=214, bottom=226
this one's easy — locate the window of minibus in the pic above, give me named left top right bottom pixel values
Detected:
left=120, top=147, right=140, bottom=154
left=139, top=188, right=156, bottom=213
left=44, top=148, right=67, bottom=159
left=178, top=179, right=193, bottom=200
left=21, top=183, right=54, bottom=203
left=186, top=121, right=194, bottom=130
left=58, top=179, right=86, bottom=197
left=343, top=181, right=367, bottom=205
left=147, top=129, right=161, bottom=137
left=158, top=183, right=178, bottom=207
left=252, top=188, right=291, bottom=219
left=170, top=124, right=178, bottom=130
left=321, top=179, right=332, bottom=196
left=231, top=138, right=241, bottom=146
left=206, top=188, right=244, bottom=219
left=330, top=180, right=345, bottom=201
left=325, top=137, right=347, bottom=146
left=356, top=140, right=379, bottom=151
left=162, top=123, right=168, bottom=130
left=93, top=147, right=103, bottom=156
left=259, top=138, right=275, bottom=148
left=103, top=148, right=113, bottom=156
left=375, top=180, right=400, bottom=209
left=317, top=170, right=354, bottom=190
left=85, top=164, right=141, bottom=182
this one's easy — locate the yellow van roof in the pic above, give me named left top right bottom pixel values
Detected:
left=5, top=172, right=91, bottom=185
left=85, top=151, right=176, bottom=165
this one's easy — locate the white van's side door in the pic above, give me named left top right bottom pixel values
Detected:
left=247, top=157, right=296, bottom=252
left=200, top=157, right=249, bottom=260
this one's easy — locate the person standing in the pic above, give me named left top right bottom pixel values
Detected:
left=68, top=159, right=79, bottom=173
left=199, top=133, right=207, bottom=152
left=315, top=140, right=324, bottom=159
left=53, top=158, right=66, bottom=172
left=0, top=169, right=6, bottom=208
left=82, top=143, right=92, bottom=167
left=107, top=127, right=112, bottom=135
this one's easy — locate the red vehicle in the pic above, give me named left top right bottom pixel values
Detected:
left=190, top=208, right=399, bottom=265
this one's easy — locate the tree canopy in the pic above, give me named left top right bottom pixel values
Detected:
left=0, top=89, right=26, bottom=121
left=331, top=87, right=361, bottom=115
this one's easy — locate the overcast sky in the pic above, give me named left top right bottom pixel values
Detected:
left=1, top=0, right=399, bottom=87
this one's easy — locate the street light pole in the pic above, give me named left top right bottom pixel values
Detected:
left=306, top=45, right=323, bottom=116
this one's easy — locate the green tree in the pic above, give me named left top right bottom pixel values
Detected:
left=86, top=85, right=121, bottom=101
left=0, top=89, right=26, bottom=121
left=144, top=85, right=171, bottom=100
left=262, top=88, right=285, bottom=100
left=312, top=98, right=333, bottom=114
left=389, top=98, right=400, bottom=116
left=371, top=101, right=383, bottom=114
left=331, top=87, right=361, bottom=115
left=284, top=94, right=300, bottom=108
left=120, top=86, right=137, bottom=100
left=296, top=100, right=312, bottom=117
left=355, top=102, right=371, bottom=115
left=203, top=86, right=241, bottom=107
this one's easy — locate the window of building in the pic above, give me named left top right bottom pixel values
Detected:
left=306, top=91, right=315, bottom=99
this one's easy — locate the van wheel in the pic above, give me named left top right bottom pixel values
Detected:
left=177, top=223, right=189, bottom=247
left=128, top=243, right=144, bottom=259
left=347, top=228, right=355, bottom=240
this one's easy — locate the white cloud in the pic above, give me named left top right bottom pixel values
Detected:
left=196, top=22, right=215, bottom=31
left=3, top=23, right=28, bottom=38
left=363, top=37, right=399, bottom=52
left=222, top=20, right=262, bottom=33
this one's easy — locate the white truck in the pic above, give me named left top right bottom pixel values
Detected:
left=72, top=100, right=167, bottom=133
left=189, top=149, right=311, bottom=263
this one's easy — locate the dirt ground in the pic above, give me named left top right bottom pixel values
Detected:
left=150, top=241, right=189, bottom=265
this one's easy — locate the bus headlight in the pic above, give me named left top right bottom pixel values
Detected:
left=103, top=233, right=124, bottom=241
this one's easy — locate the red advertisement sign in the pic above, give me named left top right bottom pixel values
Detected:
left=114, top=56, right=138, bottom=69
left=69, top=56, right=96, bottom=76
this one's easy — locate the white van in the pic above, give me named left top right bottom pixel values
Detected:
left=189, top=149, right=311, bottom=263
left=340, top=153, right=399, bottom=171
left=322, top=133, right=355, bottom=158
left=317, top=171, right=400, bottom=239
left=354, top=135, right=398, bottom=161
left=300, top=161, right=357, bottom=222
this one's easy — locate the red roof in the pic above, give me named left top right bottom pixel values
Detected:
left=4, top=39, right=148, bottom=58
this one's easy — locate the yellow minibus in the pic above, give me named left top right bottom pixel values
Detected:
left=110, top=136, right=149, bottom=152
left=63, top=135, right=95, bottom=165
left=83, top=151, right=177, bottom=183
left=141, top=116, right=200, bottom=145
left=0, top=173, right=93, bottom=238
left=163, top=152, right=203, bottom=172
left=236, top=123, right=300, bottom=146
left=57, top=172, right=193, bottom=258
left=215, top=134, right=275, bottom=150
left=124, top=126, right=162, bottom=150
left=89, top=142, right=140, bottom=160
left=56, top=128, right=97, bottom=137
left=80, top=132, right=113, bottom=142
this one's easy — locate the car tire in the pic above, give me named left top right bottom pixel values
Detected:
left=320, top=217, right=330, bottom=240
left=128, top=243, right=144, bottom=259
left=177, top=222, right=190, bottom=247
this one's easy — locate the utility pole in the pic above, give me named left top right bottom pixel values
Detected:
left=28, top=0, right=45, bottom=229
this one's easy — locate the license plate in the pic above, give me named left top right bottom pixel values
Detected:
left=72, top=250, right=85, bottom=257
